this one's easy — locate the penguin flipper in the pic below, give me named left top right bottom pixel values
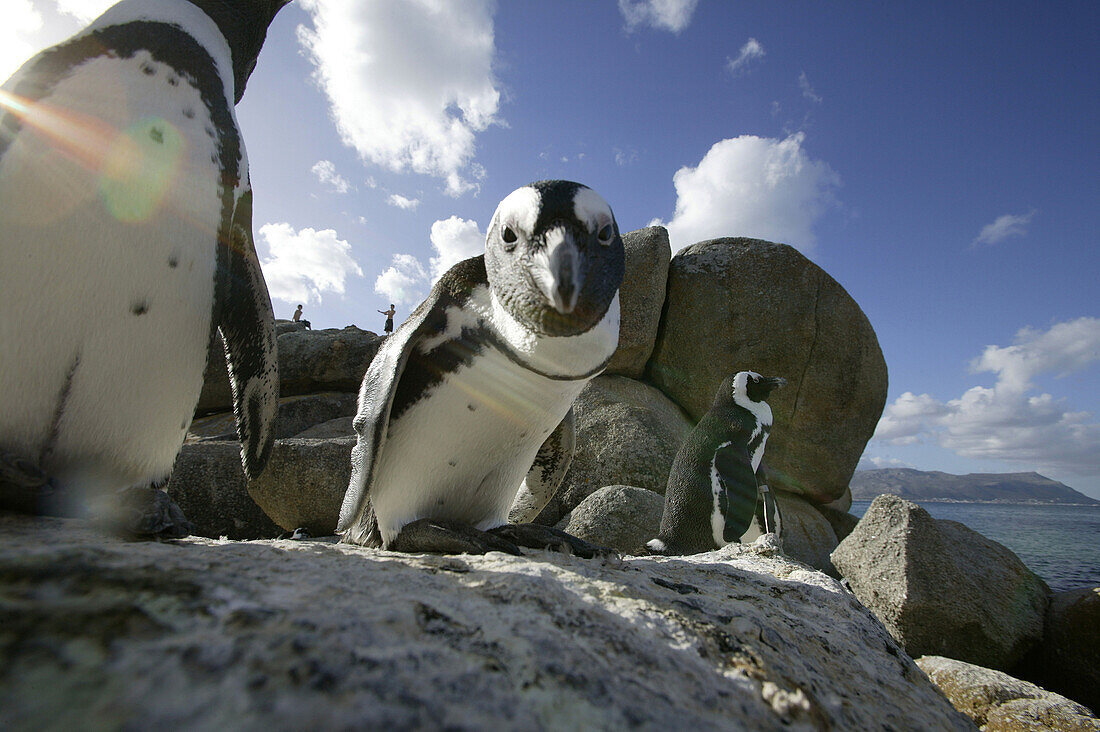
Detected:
left=217, top=189, right=278, bottom=480
left=337, top=258, right=488, bottom=538
left=508, top=407, right=575, bottom=523
left=713, top=443, right=758, bottom=544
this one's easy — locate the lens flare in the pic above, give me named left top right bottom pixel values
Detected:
left=98, top=116, right=184, bottom=222
left=0, top=91, right=185, bottom=224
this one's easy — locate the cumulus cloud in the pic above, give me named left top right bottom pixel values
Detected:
left=258, top=222, right=364, bottom=305
left=873, top=317, right=1100, bottom=476
left=310, top=160, right=352, bottom=194
left=373, top=216, right=485, bottom=305
left=727, top=38, right=765, bottom=75
left=857, top=455, right=916, bottom=470
left=54, top=0, right=113, bottom=23
left=618, top=0, right=698, bottom=33
left=374, top=253, right=428, bottom=306
left=0, top=0, right=43, bottom=83
left=973, top=210, right=1035, bottom=247
left=297, top=0, right=500, bottom=197
left=429, top=216, right=484, bottom=279
left=656, top=132, right=841, bottom=252
left=798, top=71, right=821, bottom=103
left=387, top=194, right=420, bottom=211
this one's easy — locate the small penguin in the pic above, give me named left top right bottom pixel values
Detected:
left=647, top=371, right=785, bottom=556
left=338, top=180, right=624, bottom=556
left=0, top=0, right=288, bottom=535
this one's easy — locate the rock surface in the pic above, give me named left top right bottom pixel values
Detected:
left=0, top=515, right=973, bottom=730
left=917, top=655, right=1098, bottom=731
left=169, top=441, right=283, bottom=540
left=187, top=392, right=358, bottom=442
left=550, top=375, right=693, bottom=525
left=605, top=226, right=671, bottom=379
left=773, top=491, right=839, bottom=577
left=196, top=327, right=382, bottom=415
left=276, top=326, right=382, bottom=397
left=562, top=484, right=664, bottom=554
left=168, top=438, right=355, bottom=538
left=1014, top=586, right=1100, bottom=714
left=646, top=238, right=888, bottom=504
left=831, top=495, right=1049, bottom=670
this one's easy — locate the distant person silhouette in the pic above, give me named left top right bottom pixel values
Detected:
left=293, top=304, right=311, bottom=329
left=378, top=304, right=395, bottom=334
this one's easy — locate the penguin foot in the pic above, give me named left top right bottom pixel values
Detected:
left=96, top=486, right=194, bottom=541
left=488, top=523, right=611, bottom=559
left=0, top=450, right=67, bottom=515
left=390, top=518, right=523, bottom=556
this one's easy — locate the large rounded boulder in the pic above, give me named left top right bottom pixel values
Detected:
left=646, top=238, right=887, bottom=504
left=548, top=375, right=693, bottom=525
left=604, top=226, right=670, bottom=379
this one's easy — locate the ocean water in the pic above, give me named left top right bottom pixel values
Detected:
left=850, top=500, right=1100, bottom=594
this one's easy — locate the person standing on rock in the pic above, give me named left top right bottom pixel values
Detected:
left=293, top=305, right=311, bottom=329
left=378, top=304, right=395, bottom=335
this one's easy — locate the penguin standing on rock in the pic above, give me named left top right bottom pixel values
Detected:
left=0, top=0, right=289, bottom=536
left=338, top=180, right=624, bottom=556
left=647, top=371, right=785, bottom=556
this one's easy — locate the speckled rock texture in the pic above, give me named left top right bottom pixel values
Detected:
left=917, top=655, right=1098, bottom=731
left=0, top=515, right=972, bottom=730
left=548, top=375, right=693, bottom=525
left=605, top=226, right=671, bottom=379
left=168, top=441, right=283, bottom=539
left=187, top=392, right=358, bottom=442
left=196, top=326, right=382, bottom=415
left=168, top=438, right=354, bottom=538
left=773, top=491, right=839, bottom=577
left=1014, top=586, right=1100, bottom=713
left=562, top=484, right=664, bottom=554
left=646, top=238, right=888, bottom=504
left=831, top=495, right=1049, bottom=670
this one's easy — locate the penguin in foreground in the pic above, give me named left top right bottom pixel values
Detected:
left=647, top=371, right=786, bottom=556
left=338, top=180, right=624, bottom=556
left=0, top=0, right=288, bottom=536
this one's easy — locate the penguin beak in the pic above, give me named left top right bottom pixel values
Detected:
left=532, top=226, right=583, bottom=314
left=765, top=377, right=787, bottom=392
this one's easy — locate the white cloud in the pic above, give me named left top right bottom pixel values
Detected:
left=618, top=0, right=698, bottom=33
left=310, top=159, right=352, bottom=193
left=297, top=0, right=500, bottom=197
left=873, top=317, right=1100, bottom=476
left=0, top=0, right=44, bottom=83
left=387, top=194, right=420, bottom=211
left=873, top=392, right=951, bottom=444
left=727, top=38, right=765, bottom=75
left=857, top=455, right=916, bottom=470
left=973, top=210, right=1035, bottom=247
left=656, top=132, right=841, bottom=251
left=54, top=0, right=113, bottom=23
left=614, top=148, right=639, bottom=166
left=799, top=71, right=821, bottom=103
left=429, top=216, right=484, bottom=280
left=372, top=215, right=485, bottom=305
left=257, top=222, right=363, bottom=305
left=374, top=253, right=427, bottom=306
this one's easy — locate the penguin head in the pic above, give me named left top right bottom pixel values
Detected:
left=720, top=371, right=786, bottom=409
left=485, top=180, right=625, bottom=337
left=190, top=0, right=292, bottom=103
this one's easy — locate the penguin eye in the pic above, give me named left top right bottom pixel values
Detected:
left=502, top=226, right=518, bottom=250
left=597, top=224, right=613, bottom=245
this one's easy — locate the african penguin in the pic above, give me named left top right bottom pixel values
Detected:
left=647, top=371, right=785, bottom=556
left=0, top=0, right=288, bottom=535
left=338, top=180, right=624, bottom=556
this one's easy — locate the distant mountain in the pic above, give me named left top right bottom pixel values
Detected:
left=851, top=469, right=1100, bottom=505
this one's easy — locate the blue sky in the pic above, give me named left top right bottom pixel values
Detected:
left=6, top=1, right=1099, bottom=498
